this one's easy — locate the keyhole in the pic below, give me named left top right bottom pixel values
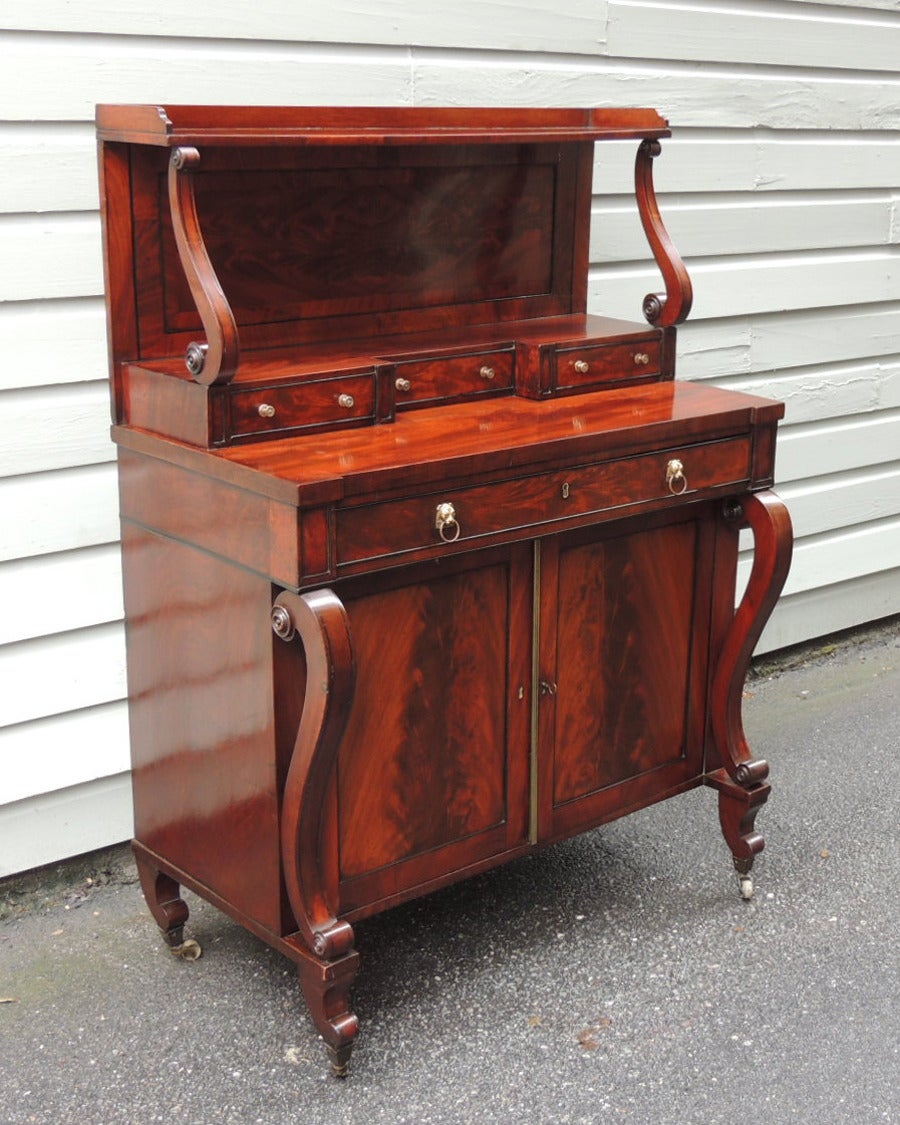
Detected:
left=561, top=481, right=570, bottom=500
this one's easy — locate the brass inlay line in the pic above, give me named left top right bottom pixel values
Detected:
left=529, top=539, right=542, bottom=844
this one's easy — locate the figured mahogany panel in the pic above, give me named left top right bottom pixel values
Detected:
left=550, top=519, right=702, bottom=813
left=130, top=142, right=584, bottom=358
left=122, top=523, right=287, bottom=933
left=335, top=555, right=526, bottom=889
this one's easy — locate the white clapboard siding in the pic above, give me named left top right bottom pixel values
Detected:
left=0, top=544, right=123, bottom=645
left=0, top=123, right=99, bottom=213
left=679, top=307, right=900, bottom=381
left=776, top=465, right=900, bottom=539
left=413, top=60, right=900, bottom=131
left=1, top=4, right=898, bottom=875
left=0, top=382, right=113, bottom=476
left=746, top=517, right=900, bottom=602
left=590, top=251, right=900, bottom=323
left=776, top=411, right=900, bottom=482
left=0, top=463, right=119, bottom=562
left=0, top=34, right=414, bottom=119
left=2, top=35, right=900, bottom=131
left=607, top=1, right=900, bottom=71
left=0, top=775, right=133, bottom=880
left=0, top=213, right=103, bottom=302
left=1, top=702, right=129, bottom=805
left=592, top=192, right=898, bottom=263
left=0, top=622, right=126, bottom=729
left=756, top=569, right=900, bottom=655
left=0, top=299, right=109, bottom=391
left=792, top=0, right=899, bottom=10
left=0, top=1, right=609, bottom=53
left=597, top=131, right=900, bottom=195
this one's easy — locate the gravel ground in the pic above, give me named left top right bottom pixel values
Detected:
left=1, top=618, right=898, bottom=1124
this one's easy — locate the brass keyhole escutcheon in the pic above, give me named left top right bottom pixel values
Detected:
left=666, top=458, right=688, bottom=495
left=561, top=481, right=571, bottom=500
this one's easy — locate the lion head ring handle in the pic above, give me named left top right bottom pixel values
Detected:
left=666, top=458, right=688, bottom=496
left=434, top=501, right=461, bottom=543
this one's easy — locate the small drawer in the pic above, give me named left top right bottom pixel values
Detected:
left=392, top=349, right=514, bottom=409
left=337, top=436, right=752, bottom=567
left=229, top=372, right=376, bottom=438
left=553, top=338, right=661, bottom=391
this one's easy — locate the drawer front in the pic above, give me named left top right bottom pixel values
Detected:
left=553, top=338, right=661, bottom=390
left=337, top=436, right=751, bottom=566
left=229, top=372, right=376, bottom=438
left=392, top=349, right=514, bottom=409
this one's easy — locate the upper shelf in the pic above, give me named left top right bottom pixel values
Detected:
left=95, top=104, right=671, bottom=146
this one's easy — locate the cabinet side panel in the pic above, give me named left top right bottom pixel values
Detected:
left=122, top=522, right=284, bottom=932
left=553, top=520, right=698, bottom=804
left=337, top=562, right=512, bottom=881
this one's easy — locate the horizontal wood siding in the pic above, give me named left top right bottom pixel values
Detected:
left=1, top=0, right=898, bottom=875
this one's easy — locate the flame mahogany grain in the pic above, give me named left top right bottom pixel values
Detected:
left=100, top=106, right=792, bottom=1075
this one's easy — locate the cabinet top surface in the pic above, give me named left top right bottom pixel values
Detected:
left=95, top=104, right=670, bottom=146
left=115, top=381, right=783, bottom=506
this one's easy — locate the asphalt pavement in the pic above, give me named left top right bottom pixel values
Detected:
left=1, top=619, right=898, bottom=1125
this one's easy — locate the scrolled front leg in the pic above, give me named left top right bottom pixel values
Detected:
left=708, top=491, right=793, bottom=892
left=273, top=588, right=360, bottom=1072
left=133, top=844, right=202, bottom=958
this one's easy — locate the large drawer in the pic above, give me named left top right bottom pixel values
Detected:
left=336, top=435, right=751, bottom=566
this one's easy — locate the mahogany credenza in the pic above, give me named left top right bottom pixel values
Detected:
left=96, top=105, right=792, bottom=1075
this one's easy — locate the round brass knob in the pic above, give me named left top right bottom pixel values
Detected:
left=337, top=393, right=355, bottom=409
left=257, top=403, right=276, bottom=419
left=666, top=458, right=688, bottom=495
left=395, top=377, right=412, bottom=393
left=573, top=359, right=590, bottom=374
left=634, top=352, right=651, bottom=366
left=434, top=501, right=461, bottom=543
left=479, top=365, right=496, bottom=381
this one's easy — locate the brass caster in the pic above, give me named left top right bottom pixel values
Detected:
left=328, top=1043, right=353, bottom=1079
left=739, top=875, right=754, bottom=902
left=169, top=938, right=203, bottom=961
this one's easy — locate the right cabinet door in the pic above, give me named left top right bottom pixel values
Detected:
left=537, top=509, right=718, bottom=843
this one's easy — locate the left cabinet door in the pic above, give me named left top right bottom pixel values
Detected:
left=324, top=544, right=534, bottom=918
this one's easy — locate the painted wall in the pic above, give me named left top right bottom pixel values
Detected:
left=1, top=0, right=898, bottom=876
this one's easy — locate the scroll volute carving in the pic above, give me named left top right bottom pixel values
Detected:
left=635, top=138, right=693, bottom=328
left=167, top=146, right=240, bottom=385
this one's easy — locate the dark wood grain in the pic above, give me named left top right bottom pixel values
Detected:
left=635, top=139, right=693, bottom=327
left=122, top=523, right=288, bottom=934
left=96, top=104, right=671, bottom=146
left=103, top=105, right=792, bottom=1075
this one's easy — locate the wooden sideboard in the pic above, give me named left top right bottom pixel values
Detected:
left=96, top=105, right=792, bottom=1075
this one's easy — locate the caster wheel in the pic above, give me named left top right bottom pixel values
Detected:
left=739, top=875, right=754, bottom=901
left=169, top=938, right=203, bottom=961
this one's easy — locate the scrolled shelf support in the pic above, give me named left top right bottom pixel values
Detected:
left=272, top=588, right=359, bottom=1074
left=707, top=491, right=793, bottom=882
left=634, top=138, right=693, bottom=328
left=167, top=146, right=239, bottom=385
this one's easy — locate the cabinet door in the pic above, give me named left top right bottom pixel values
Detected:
left=335, top=545, right=532, bottom=916
left=537, top=512, right=714, bottom=842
